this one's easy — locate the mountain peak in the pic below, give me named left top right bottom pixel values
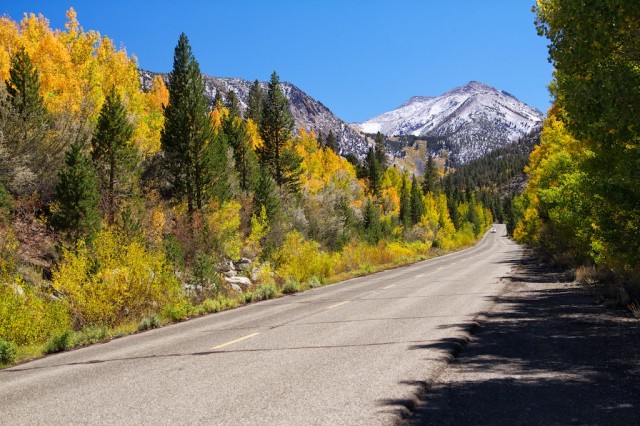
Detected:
left=354, top=81, right=543, bottom=164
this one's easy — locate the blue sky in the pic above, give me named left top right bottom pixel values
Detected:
left=2, top=1, right=553, bottom=122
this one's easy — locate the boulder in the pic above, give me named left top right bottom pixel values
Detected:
left=217, top=261, right=235, bottom=273
left=229, top=283, right=242, bottom=292
left=225, top=276, right=252, bottom=287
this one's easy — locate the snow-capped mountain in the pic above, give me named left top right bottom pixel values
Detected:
left=140, top=71, right=369, bottom=157
left=355, top=81, right=544, bottom=164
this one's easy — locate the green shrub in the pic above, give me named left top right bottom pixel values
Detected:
left=253, top=284, right=277, bottom=301
left=137, top=315, right=159, bottom=331
left=0, top=339, right=17, bottom=365
left=282, top=279, right=301, bottom=294
left=161, top=301, right=194, bottom=322
left=200, top=298, right=221, bottom=314
left=307, top=276, right=322, bottom=289
left=74, top=325, right=108, bottom=346
left=44, top=330, right=73, bottom=354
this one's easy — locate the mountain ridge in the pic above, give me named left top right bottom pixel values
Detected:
left=354, top=81, right=544, bottom=164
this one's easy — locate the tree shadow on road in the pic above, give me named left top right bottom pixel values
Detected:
left=383, top=253, right=640, bottom=425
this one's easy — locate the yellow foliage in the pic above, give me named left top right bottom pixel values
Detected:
left=52, top=229, right=182, bottom=327
left=0, top=9, right=154, bottom=154
left=0, top=277, right=71, bottom=345
left=274, top=231, right=333, bottom=282
left=245, top=118, right=263, bottom=150
left=244, top=206, right=269, bottom=259
left=205, top=201, right=243, bottom=260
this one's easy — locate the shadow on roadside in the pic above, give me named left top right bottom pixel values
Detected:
left=381, top=253, right=640, bottom=425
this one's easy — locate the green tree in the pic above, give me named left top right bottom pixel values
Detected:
left=374, top=132, right=387, bottom=170
left=325, top=130, right=339, bottom=153
left=254, top=164, right=280, bottom=221
left=257, top=71, right=301, bottom=192
left=223, top=103, right=258, bottom=192
left=51, top=142, right=101, bottom=243
left=398, top=174, right=411, bottom=227
left=245, top=79, right=263, bottom=124
left=225, top=90, right=241, bottom=118
left=410, top=175, right=424, bottom=225
left=0, top=46, right=50, bottom=196
left=364, top=147, right=381, bottom=196
left=362, top=198, right=382, bottom=244
left=421, top=154, right=439, bottom=194
left=91, top=87, right=136, bottom=225
left=161, top=33, right=228, bottom=216
left=535, top=1, right=640, bottom=269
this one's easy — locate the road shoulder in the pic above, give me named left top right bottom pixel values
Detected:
left=405, top=253, right=640, bottom=425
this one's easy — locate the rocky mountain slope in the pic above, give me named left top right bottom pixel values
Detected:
left=354, top=81, right=544, bottom=164
left=140, top=71, right=369, bottom=157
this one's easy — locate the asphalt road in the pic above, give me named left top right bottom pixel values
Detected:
left=1, top=224, right=523, bottom=425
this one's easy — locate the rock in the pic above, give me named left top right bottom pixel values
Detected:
left=224, top=270, right=237, bottom=278
left=230, top=283, right=242, bottom=292
left=217, top=261, right=235, bottom=273
left=237, top=258, right=252, bottom=272
left=225, top=276, right=252, bottom=287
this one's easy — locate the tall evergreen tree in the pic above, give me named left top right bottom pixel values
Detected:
left=257, top=71, right=301, bottom=192
left=223, top=99, right=258, bottom=192
left=398, top=174, right=411, bottom=227
left=421, top=154, right=438, bottom=194
left=1, top=46, right=50, bottom=196
left=91, top=87, right=136, bottom=225
left=51, top=142, right=101, bottom=243
left=374, top=132, right=387, bottom=170
left=245, top=79, right=263, bottom=124
left=254, top=164, right=280, bottom=221
left=212, top=89, right=224, bottom=109
left=325, top=130, right=339, bottom=153
left=364, top=147, right=381, bottom=196
left=161, top=33, right=228, bottom=215
left=410, top=175, right=424, bottom=225
left=225, top=90, right=241, bottom=117
left=362, top=198, right=382, bottom=244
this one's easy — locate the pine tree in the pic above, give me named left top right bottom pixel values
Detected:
left=1, top=46, right=50, bottom=196
left=225, top=90, right=241, bottom=118
left=362, top=198, right=382, bottom=244
left=410, top=175, right=424, bottom=225
left=161, top=33, right=228, bottom=216
left=51, top=142, right=101, bottom=243
left=223, top=102, right=258, bottom=192
left=422, top=154, right=439, bottom=194
left=257, top=71, right=301, bottom=192
left=398, top=174, right=411, bottom=226
left=213, top=90, right=224, bottom=110
left=245, top=79, right=263, bottom=124
left=364, top=147, right=381, bottom=196
left=374, top=132, right=387, bottom=170
left=92, top=87, right=136, bottom=225
left=325, top=130, right=339, bottom=153
left=254, top=164, right=280, bottom=221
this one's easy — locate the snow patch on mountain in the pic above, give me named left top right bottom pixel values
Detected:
left=354, top=81, right=544, bottom=163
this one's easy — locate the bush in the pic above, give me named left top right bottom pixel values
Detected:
left=274, top=231, right=333, bottom=282
left=53, top=228, right=183, bottom=328
left=307, top=276, right=322, bottom=289
left=44, top=330, right=73, bottom=354
left=74, top=325, right=108, bottom=346
left=161, top=301, right=194, bottom=322
left=282, top=279, right=301, bottom=294
left=0, top=277, right=71, bottom=346
left=137, top=315, right=159, bottom=331
left=0, top=339, right=17, bottom=365
left=253, top=284, right=277, bottom=301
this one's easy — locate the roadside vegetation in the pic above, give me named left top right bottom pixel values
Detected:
left=512, top=1, right=640, bottom=312
left=0, top=10, right=493, bottom=367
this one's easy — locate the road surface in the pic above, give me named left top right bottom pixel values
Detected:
left=1, top=224, right=522, bottom=425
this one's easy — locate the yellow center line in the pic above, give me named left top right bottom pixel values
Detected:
left=211, top=332, right=260, bottom=350
left=326, top=301, right=350, bottom=310
left=383, top=284, right=396, bottom=289
left=416, top=274, right=424, bottom=278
